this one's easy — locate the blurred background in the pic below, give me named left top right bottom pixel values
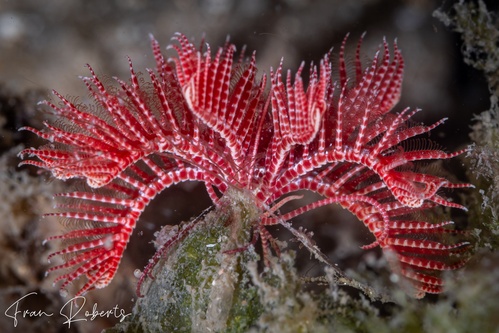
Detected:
left=0, top=0, right=496, bottom=332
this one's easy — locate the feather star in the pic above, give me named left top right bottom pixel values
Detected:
left=19, top=33, right=473, bottom=299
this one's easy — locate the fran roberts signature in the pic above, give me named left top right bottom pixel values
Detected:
left=4, top=291, right=132, bottom=329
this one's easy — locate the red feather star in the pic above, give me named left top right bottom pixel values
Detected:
left=19, top=33, right=473, bottom=299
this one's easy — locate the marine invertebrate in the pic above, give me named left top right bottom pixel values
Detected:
left=19, top=33, right=471, bottom=298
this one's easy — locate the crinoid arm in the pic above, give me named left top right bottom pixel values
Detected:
left=19, top=33, right=472, bottom=299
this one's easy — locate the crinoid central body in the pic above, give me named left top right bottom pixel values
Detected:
left=19, top=32, right=472, bottom=299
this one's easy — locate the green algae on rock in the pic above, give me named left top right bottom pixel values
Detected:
left=111, top=189, right=263, bottom=332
